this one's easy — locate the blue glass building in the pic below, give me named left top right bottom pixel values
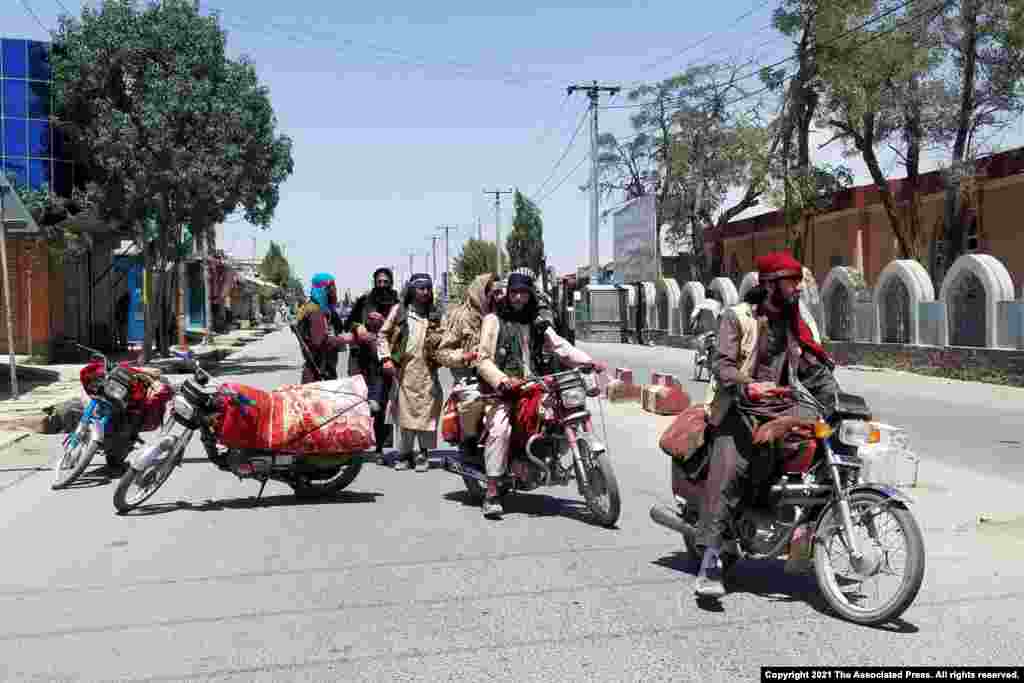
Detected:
left=1, top=37, right=76, bottom=195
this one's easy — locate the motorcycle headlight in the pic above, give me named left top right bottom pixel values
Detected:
left=838, top=420, right=910, bottom=450
left=105, top=379, right=128, bottom=401
left=561, top=387, right=586, bottom=409
left=173, top=395, right=196, bottom=421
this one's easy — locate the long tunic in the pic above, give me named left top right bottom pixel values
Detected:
left=378, top=306, right=443, bottom=432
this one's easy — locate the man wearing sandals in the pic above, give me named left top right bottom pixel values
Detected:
left=693, top=251, right=840, bottom=599
left=474, top=271, right=605, bottom=519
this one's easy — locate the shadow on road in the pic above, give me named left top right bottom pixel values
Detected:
left=442, top=488, right=614, bottom=528
left=121, top=490, right=383, bottom=515
left=652, top=550, right=921, bottom=631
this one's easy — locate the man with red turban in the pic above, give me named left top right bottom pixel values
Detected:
left=690, top=251, right=840, bottom=599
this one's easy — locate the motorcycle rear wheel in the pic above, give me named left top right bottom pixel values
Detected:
left=813, top=491, right=925, bottom=626
left=291, top=459, right=363, bottom=499
left=52, top=425, right=99, bottom=490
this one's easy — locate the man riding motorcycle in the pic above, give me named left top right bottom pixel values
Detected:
left=474, top=271, right=605, bottom=519
left=693, top=251, right=840, bottom=599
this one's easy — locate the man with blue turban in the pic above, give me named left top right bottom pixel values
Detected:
left=295, top=273, right=353, bottom=383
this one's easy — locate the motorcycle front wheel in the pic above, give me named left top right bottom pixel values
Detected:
left=575, top=437, right=621, bottom=528
left=813, top=491, right=926, bottom=626
left=113, top=432, right=189, bottom=513
left=52, top=424, right=100, bottom=490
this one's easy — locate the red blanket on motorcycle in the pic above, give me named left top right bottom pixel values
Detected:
left=213, top=375, right=375, bottom=454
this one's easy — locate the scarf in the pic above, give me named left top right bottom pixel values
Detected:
left=765, top=302, right=833, bottom=369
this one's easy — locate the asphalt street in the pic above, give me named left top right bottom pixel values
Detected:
left=0, top=330, right=1021, bottom=682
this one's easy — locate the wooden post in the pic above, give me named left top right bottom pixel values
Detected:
left=177, top=259, right=187, bottom=350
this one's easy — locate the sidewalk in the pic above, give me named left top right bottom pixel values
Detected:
left=0, top=323, right=285, bottom=443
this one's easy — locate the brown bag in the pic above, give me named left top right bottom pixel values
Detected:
left=659, top=404, right=709, bottom=461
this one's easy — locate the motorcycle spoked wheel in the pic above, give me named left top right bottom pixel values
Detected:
left=113, top=432, right=188, bottom=514
left=290, top=459, right=364, bottom=499
left=813, top=491, right=926, bottom=626
left=573, top=437, right=621, bottom=528
left=52, top=424, right=100, bottom=490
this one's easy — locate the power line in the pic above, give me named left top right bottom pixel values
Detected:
left=19, top=0, right=51, bottom=34
left=530, top=107, right=589, bottom=200
left=600, top=33, right=787, bottom=110
left=633, top=0, right=775, bottom=77
left=607, top=0, right=929, bottom=112
left=215, top=9, right=561, bottom=88
left=536, top=154, right=588, bottom=206
left=718, top=0, right=951, bottom=110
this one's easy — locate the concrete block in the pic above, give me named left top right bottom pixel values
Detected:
left=641, top=384, right=689, bottom=415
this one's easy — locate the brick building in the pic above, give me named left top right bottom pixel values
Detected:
left=707, top=147, right=1024, bottom=292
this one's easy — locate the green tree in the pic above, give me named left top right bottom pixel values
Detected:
left=51, top=0, right=294, bottom=358
left=506, top=190, right=546, bottom=285
left=812, top=0, right=945, bottom=264
left=259, top=241, right=291, bottom=287
left=931, top=0, right=1024, bottom=284
left=453, top=239, right=505, bottom=290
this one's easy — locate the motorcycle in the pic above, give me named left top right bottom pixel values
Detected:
left=691, top=331, right=717, bottom=382
left=52, top=343, right=173, bottom=489
left=112, top=355, right=373, bottom=513
left=650, top=384, right=926, bottom=626
left=441, top=367, right=621, bottom=527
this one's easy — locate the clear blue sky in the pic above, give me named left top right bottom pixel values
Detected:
left=5, top=0, right=1022, bottom=296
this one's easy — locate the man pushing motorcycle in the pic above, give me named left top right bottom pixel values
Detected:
left=474, top=271, right=606, bottom=519
left=691, top=251, right=840, bottom=599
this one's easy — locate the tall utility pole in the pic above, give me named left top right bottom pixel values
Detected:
left=426, top=235, right=441, bottom=286
left=0, top=182, right=16, bottom=398
left=568, top=81, right=620, bottom=277
left=483, top=189, right=513, bottom=278
left=437, top=225, right=456, bottom=300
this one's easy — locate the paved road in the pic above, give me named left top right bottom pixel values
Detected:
left=0, top=331, right=1021, bottom=682
left=579, top=340, right=1024, bottom=485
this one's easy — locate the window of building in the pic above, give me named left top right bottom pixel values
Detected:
left=1, top=38, right=72, bottom=195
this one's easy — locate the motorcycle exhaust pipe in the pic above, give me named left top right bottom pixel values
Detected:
left=524, top=435, right=550, bottom=486
left=650, top=503, right=691, bottom=535
left=770, top=483, right=831, bottom=496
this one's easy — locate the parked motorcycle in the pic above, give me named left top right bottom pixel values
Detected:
left=112, top=356, right=373, bottom=513
left=650, top=385, right=925, bottom=626
left=52, top=343, right=173, bottom=489
left=691, top=331, right=717, bottom=382
left=442, top=367, right=621, bottom=527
